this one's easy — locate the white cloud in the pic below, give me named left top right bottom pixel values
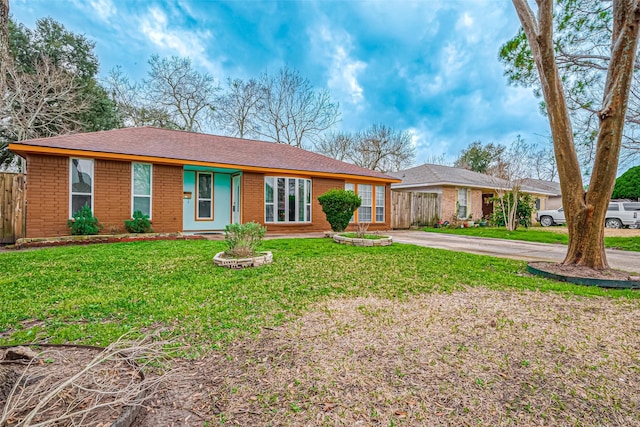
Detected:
left=314, top=26, right=367, bottom=106
left=90, top=0, right=116, bottom=20
left=139, top=6, right=221, bottom=75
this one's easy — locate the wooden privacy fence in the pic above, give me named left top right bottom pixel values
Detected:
left=0, top=173, right=26, bottom=244
left=391, top=191, right=439, bottom=229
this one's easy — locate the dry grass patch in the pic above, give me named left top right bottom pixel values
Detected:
left=139, top=287, right=640, bottom=426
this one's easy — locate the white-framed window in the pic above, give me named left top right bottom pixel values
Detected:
left=375, top=185, right=385, bottom=222
left=69, top=158, right=94, bottom=217
left=358, top=184, right=372, bottom=222
left=457, top=188, right=469, bottom=218
left=265, top=177, right=311, bottom=223
left=196, top=172, right=213, bottom=220
left=132, top=163, right=152, bottom=218
left=345, top=183, right=386, bottom=223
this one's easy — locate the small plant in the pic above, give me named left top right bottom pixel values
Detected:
left=317, top=189, right=361, bottom=232
left=355, top=222, right=370, bottom=238
left=67, top=204, right=101, bottom=235
left=224, top=222, right=266, bottom=258
left=124, top=210, right=153, bottom=233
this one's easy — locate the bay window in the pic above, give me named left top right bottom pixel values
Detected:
left=265, top=177, right=311, bottom=223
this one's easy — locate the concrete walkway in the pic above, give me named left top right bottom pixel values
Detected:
left=391, top=230, right=640, bottom=274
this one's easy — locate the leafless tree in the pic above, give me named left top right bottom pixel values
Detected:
left=529, top=140, right=558, bottom=181
left=512, top=0, right=640, bottom=269
left=105, top=67, right=179, bottom=129
left=491, top=136, right=535, bottom=231
left=314, top=131, right=355, bottom=161
left=1, top=57, right=92, bottom=169
left=213, top=78, right=263, bottom=139
left=144, top=55, right=219, bottom=132
left=255, top=66, right=340, bottom=148
left=349, top=124, right=415, bottom=172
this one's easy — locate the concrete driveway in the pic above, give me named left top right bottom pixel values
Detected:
left=391, top=230, right=640, bottom=274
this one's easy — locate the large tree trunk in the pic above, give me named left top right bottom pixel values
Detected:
left=512, top=0, right=640, bottom=270
left=0, top=0, right=9, bottom=89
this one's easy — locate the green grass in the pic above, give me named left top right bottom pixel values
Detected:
left=1, top=238, right=638, bottom=351
left=425, top=226, right=640, bottom=251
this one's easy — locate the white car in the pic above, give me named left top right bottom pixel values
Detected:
left=537, top=201, right=640, bottom=228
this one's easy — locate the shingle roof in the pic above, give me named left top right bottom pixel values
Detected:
left=389, top=164, right=508, bottom=189
left=390, top=164, right=560, bottom=196
left=9, top=127, right=398, bottom=182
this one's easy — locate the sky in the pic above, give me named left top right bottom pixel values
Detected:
left=9, top=0, right=553, bottom=166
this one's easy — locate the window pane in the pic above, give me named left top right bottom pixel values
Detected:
left=265, top=177, right=274, bottom=203
left=265, top=205, right=274, bottom=222
left=133, top=164, right=151, bottom=195
left=345, top=183, right=355, bottom=192
left=288, top=178, right=296, bottom=222
left=133, top=196, right=151, bottom=217
left=375, top=185, right=385, bottom=222
left=376, top=207, right=384, bottom=222
left=71, top=159, right=92, bottom=194
left=458, top=205, right=467, bottom=218
left=306, top=205, right=310, bottom=222
left=359, top=206, right=372, bottom=222
left=277, top=178, right=286, bottom=221
left=198, top=200, right=212, bottom=218
left=198, top=174, right=212, bottom=199
left=306, top=180, right=312, bottom=204
left=71, top=195, right=91, bottom=215
left=298, top=179, right=305, bottom=221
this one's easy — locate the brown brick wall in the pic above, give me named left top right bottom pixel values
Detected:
left=242, top=173, right=391, bottom=233
left=25, top=155, right=183, bottom=237
left=151, top=164, right=183, bottom=233
left=25, top=154, right=69, bottom=237
left=470, top=189, right=483, bottom=221
left=95, top=160, right=131, bottom=233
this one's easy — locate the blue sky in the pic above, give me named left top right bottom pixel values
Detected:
left=10, top=0, right=551, bottom=165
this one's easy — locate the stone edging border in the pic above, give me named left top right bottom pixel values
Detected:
left=527, top=263, right=640, bottom=289
left=213, top=251, right=273, bottom=269
left=333, top=234, right=393, bottom=247
left=13, top=233, right=203, bottom=249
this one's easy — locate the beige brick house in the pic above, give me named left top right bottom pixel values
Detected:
left=389, top=164, right=561, bottom=223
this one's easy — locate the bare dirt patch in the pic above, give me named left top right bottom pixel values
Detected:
left=136, top=288, right=640, bottom=426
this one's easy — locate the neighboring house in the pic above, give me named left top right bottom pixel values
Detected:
left=521, top=178, right=562, bottom=210
left=8, top=127, right=399, bottom=238
left=389, top=164, right=560, bottom=222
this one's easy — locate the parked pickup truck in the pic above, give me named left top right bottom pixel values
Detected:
left=537, top=201, right=640, bottom=228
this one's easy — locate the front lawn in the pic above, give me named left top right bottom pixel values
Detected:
left=0, top=238, right=637, bottom=350
left=425, top=226, right=640, bottom=251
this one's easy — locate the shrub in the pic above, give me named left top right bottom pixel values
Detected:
left=224, top=222, right=266, bottom=258
left=124, top=210, right=153, bottom=233
left=67, top=204, right=101, bottom=235
left=612, top=166, right=640, bottom=200
left=317, top=189, right=361, bottom=232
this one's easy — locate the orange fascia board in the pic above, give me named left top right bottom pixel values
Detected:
left=9, top=143, right=401, bottom=184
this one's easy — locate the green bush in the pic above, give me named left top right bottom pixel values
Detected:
left=67, top=204, right=101, bottom=235
left=224, top=222, right=266, bottom=258
left=124, top=210, right=153, bottom=233
left=317, top=189, right=362, bottom=232
left=612, top=166, right=640, bottom=200
left=490, top=192, right=536, bottom=229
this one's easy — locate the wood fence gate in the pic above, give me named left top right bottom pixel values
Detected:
left=0, top=173, right=26, bottom=244
left=391, top=191, right=439, bottom=229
